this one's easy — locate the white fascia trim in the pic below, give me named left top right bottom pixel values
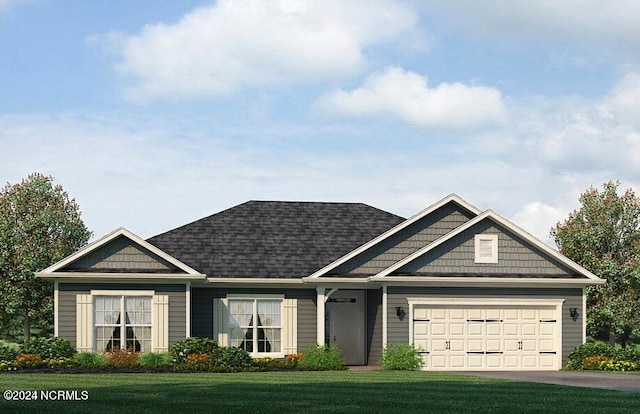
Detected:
left=37, top=227, right=205, bottom=277
left=207, top=278, right=304, bottom=285
left=375, top=277, right=604, bottom=287
left=306, top=194, right=482, bottom=279
left=304, top=277, right=370, bottom=284
left=371, top=210, right=603, bottom=282
left=37, top=273, right=206, bottom=281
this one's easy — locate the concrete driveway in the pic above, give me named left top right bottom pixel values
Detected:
left=457, top=371, right=640, bottom=393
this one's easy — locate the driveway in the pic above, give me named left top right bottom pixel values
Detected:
left=457, top=371, right=640, bottom=393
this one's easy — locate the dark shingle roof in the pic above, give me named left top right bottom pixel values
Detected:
left=147, top=201, right=405, bottom=278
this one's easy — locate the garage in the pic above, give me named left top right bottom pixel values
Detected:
left=410, top=299, right=563, bottom=371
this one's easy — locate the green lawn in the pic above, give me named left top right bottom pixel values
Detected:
left=0, top=371, right=638, bottom=413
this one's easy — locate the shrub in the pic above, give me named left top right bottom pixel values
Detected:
left=0, top=361, right=17, bottom=371
left=106, top=348, right=140, bottom=368
left=15, top=354, right=45, bottom=369
left=20, top=336, right=75, bottom=359
left=253, top=357, right=287, bottom=370
left=0, top=344, right=18, bottom=362
left=139, top=352, right=172, bottom=368
left=566, top=343, right=616, bottom=370
left=170, top=337, right=219, bottom=363
left=285, top=353, right=302, bottom=369
left=185, top=353, right=212, bottom=371
left=380, top=344, right=423, bottom=371
left=73, top=352, right=108, bottom=368
left=45, top=357, right=77, bottom=369
left=210, top=347, right=252, bottom=369
left=298, top=345, right=345, bottom=371
left=601, top=359, right=638, bottom=372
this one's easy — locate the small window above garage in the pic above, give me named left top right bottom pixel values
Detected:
left=475, top=234, right=498, bottom=263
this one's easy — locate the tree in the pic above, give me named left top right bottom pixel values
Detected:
left=551, top=181, right=640, bottom=347
left=0, top=173, right=92, bottom=340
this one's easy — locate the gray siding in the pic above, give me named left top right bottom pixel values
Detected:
left=366, top=289, right=383, bottom=365
left=396, top=220, right=575, bottom=276
left=58, top=283, right=187, bottom=348
left=386, top=287, right=583, bottom=367
left=191, top=287, right=317, bottom=350
left=64, top=236, right=182, bottom=272
left=330, top=204, right=474, bottom=276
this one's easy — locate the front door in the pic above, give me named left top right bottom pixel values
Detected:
left=328, top=290, right=365, bottom=365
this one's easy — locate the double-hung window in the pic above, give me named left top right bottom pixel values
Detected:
left=228, top=299, right=282, bottom=354
left=94, top=295, right=152, bottom=352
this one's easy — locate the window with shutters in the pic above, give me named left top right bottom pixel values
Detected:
left=228, top=299, right=282, bottom=354
left=95, top=295, right=152, bottom=352
left=474, top=234, right=498, bottom=263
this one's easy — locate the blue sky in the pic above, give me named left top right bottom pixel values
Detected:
left=2, top=0, right=640, bottom=244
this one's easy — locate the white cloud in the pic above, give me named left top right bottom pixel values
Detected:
left=104, top=0, right=417, bottom=102
left=603, top=72, right=640, bottom=129
left=315, top=67, right=507, bottom=129
left=513, top=202, right=566, bottom=246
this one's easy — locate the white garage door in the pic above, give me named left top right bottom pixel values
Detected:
left=412, top=305, right=560, bottom=371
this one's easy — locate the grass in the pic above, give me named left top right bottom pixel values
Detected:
left=1, top=371, right=639, bottom=413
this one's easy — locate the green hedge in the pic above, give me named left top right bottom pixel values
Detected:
left=380, top=344, right=423, bottom=370
left=567, top=342, right=640, bottom=371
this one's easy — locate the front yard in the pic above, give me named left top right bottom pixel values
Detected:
left=1, top=370, right=639, bottom=413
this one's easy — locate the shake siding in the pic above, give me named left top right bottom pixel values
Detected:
left=58, top=283, right=186, bottom=348
left=386, top=287, right=583, bottom=366
left=396, top=221, right=574, bottom=276
left=330, top=205, right=474, bottom=275
left=191, top=287, right=317, bottom=348
left=366, top=289, right=383, bottom=365
left=64, top=236, right=180, bottom=272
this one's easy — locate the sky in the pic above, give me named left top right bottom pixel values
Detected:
left=2, top=0, right=640, bottom=245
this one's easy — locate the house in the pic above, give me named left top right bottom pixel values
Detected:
left=37, top=194, right=604, bottom=371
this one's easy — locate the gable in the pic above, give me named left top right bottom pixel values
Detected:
left=61, top=235, right=184, bottom=274
left=327, top=202, right=476, bottom=276
left=390, top=218, right=583, bottom=278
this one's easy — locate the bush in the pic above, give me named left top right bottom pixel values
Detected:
left=15, top=354, right=45, bottom=369
left=253, top=357, right=287, bottom=370
left=380, top=344, right=423, bottom=370
left=45, top=357, right=77, bottom=369
left=106, top=348, right=140, bottom=368
left=20, top=336, right=75, bottom=359
left=298, top=345, right=345, bottom=371
left=170, top=337, right=219, bottom=363
left=285, top=353, right=302, bottom=369
left=0, top=344, right=18, bottom=362
left=211, top=347, right=252, bottom=369
left=185, top=353, right=212, bottom=371
left=566, top=343, right=616, bottom=370
left=139, top=352, right=172, bottom=368
left=73, top=352, right=108, bottom=368
left=567, top=342, right=640, bottom=371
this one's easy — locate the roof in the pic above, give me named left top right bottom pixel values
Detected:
left=146, top=201, right=405, bottom=279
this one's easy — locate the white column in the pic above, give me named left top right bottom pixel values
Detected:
left=382, top=285, right=388, bottom=347
left=185, top=282, right=191, bottom=338
left=316, top=287, right=325, bottom=346
left=53, top=281, right=59, bottom=337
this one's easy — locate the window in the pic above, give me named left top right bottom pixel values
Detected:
left=474, top=234, right=498, bottom=263
left=228, top=299, right=282, bottom=354
left=94, top=295, right=152, bottom=352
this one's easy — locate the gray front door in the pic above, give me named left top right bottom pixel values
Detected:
left=328, top=290, right=365, bottom=365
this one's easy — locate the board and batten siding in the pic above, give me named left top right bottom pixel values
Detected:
left=191, top=287, right=317, bottom=350
left=396, top=220, right=574, bottom=276
left=330, top=204, right=475, bottom=276
left=386, top=287, right=583, bottom=367
left=58, top=283, right=187, bottom=349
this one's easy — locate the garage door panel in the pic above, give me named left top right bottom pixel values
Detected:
left=540, top=324, right=555, bottom=336
left=468, top=323, right=484, bottom=336
left=432, top=323, right=447, bottom=336
left=414, top=307, right=429, bottom=320
left=521, top=323, right=537, bottom=336
left=486, top=323, right=502, bottom=336
left=450, top=323, right=465, bottom=336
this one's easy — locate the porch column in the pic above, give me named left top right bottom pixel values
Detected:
left=382, top=285, right=388, bottom=347
left=316, top=287, right=325, bottom=346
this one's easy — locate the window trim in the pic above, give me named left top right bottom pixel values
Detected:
left=93, top=294, right=153, bottom=352
left=227, top=296, right=284, bottom=357
left=474, top=234, right=498, bottom=263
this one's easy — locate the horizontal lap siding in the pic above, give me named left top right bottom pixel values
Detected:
left=191, top=287, right=317, bottom=349
left=387, top=287, right=583, bottom=367
left=58, top=283, right=187, bottom=348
